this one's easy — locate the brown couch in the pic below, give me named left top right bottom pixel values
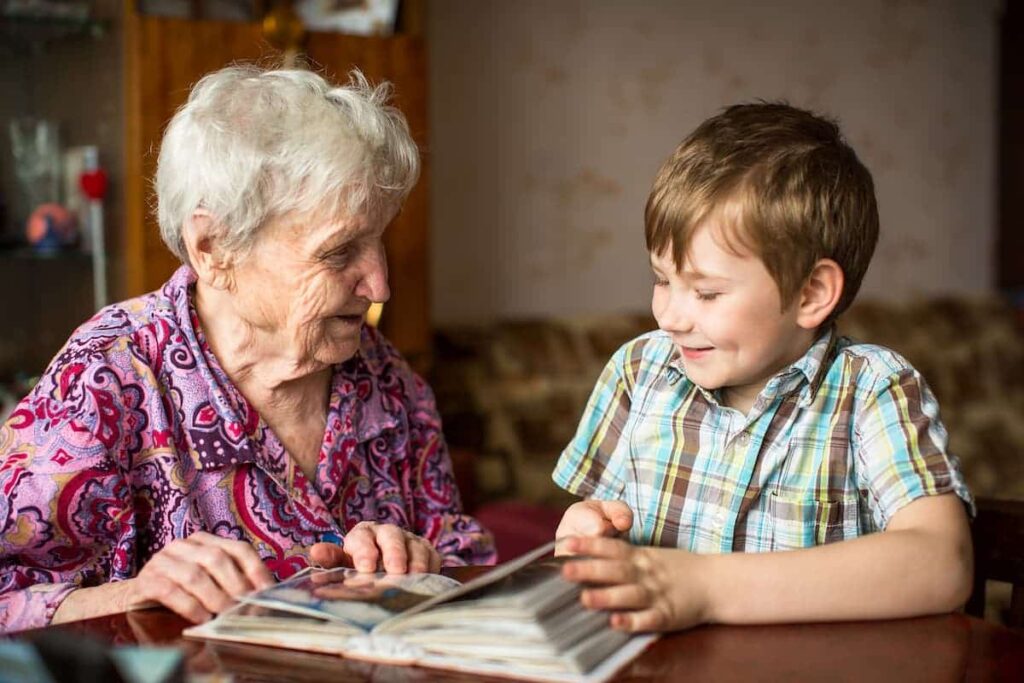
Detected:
left=432, top=297, right=1024, bottom=569
left=434, top=297, right=1024, bottom=508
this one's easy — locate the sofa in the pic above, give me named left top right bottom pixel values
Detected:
left=431, top=296, right=1024, bottom=618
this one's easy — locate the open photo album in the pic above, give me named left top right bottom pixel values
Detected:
left=184, top=541, right=657, bottom=682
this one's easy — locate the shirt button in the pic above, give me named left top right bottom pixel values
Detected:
left=737, top=433, right=749, bottom=445
left=714, top=511, right=727, bottom=525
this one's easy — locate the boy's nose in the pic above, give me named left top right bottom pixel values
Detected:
left=655, top=291, right=694, bottom=333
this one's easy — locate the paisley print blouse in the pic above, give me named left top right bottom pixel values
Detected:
left=0, top=266, right=495, bottom=632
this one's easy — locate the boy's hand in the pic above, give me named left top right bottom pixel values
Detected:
left=560, top=535, right=710, bottom=633
left=555, top=500, right=633, bottom=545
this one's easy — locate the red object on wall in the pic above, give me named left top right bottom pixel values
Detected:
left=80, top=169, right=108, bottom=201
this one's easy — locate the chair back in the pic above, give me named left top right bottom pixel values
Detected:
left=966, top=497, right=1024, bottom=628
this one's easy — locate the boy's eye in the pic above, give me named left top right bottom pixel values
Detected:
left=695, top=290, right=720, bottom=301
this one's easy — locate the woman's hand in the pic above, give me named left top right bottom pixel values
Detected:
left=52, top=531, right=275, bottom=625
left=560, top=535, right=710, bottom=633
left=124, top=531, right=275, bottom=623
left=309, top=522, right=441, bottom=574
left=555, top=500, right=633, bottom=550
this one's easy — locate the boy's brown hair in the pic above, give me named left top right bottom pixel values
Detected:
left=645, top=103, right=878, bottom=324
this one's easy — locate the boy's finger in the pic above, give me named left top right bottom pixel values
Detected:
left=563, top=535, right=632, bottom=559
left=600, top=501, right=634, bottom=532
left=580, top=583, right=650, bottom=611
left=611, top=607, right=669, bottom=632
left=563, top=557, right=635, bottom=585
left=610, top=512, right=633, bottom=533
left=553, top=536, right=577, bottom=556
left=574, top=507, right=611, bottom=537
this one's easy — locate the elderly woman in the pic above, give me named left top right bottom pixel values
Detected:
left=0, top=65, right=495, bottom=633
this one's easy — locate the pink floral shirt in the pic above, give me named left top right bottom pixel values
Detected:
left=0, top=266, right=495, bottom=633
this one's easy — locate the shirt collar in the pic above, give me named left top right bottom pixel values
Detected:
left=761, top=326, right=837, bottom=407
left=167, top=266, right=260, bottom=470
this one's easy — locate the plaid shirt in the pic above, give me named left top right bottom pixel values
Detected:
left=553, top=329, right=973, bottom=553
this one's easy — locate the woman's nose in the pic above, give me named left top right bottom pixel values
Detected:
left=356, top=245, right=391, bottom=304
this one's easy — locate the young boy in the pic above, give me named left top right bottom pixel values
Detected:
left=551, top=103, right=974, bottom=632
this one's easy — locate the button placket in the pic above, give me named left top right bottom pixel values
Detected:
left=719, top=427, right=759, bottom=550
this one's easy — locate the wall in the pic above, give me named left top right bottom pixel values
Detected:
left=429, top=0, right=1001, bottom=324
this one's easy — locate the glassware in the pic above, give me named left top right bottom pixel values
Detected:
left=8, top=117, right=61, bottom=222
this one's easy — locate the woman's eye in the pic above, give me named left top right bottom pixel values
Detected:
left=695, top=291, right=720, bottom=301
left=324, top=248, right=351, bottom=265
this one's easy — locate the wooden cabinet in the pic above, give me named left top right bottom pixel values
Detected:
left=122, top=5, right=431, bottom=363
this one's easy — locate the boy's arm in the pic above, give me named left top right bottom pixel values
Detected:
left=700, top=492, right=971, bottom=624
left=562, top=492, right=972, bottom=631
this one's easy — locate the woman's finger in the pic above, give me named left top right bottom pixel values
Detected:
left=199, top=534, right=275, bottom=589
left=134, top=557, right=228, bottom=622
left=405, top=536, right=436, bottom=573
left=342, top=523, right=382, bottom=572
left=173, top=540, right=257, bottom=599
left=310, top=541, right=350, bottom=569
left=135, top=574, right=212, bottom=624
left=428, top=544, right=442, bottom=573
left=175, top=559, right=241, bottom=613
left=374, top=524, right=410, bottom=574
left=169, top=532, right=274, bottom=591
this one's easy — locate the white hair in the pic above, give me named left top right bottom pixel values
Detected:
left=155, top=64, right=420, bottom=263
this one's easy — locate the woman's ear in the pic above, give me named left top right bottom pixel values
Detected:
left=796, top=258, right=844, bottom=330
left=182, top=209, right=234, bottom=291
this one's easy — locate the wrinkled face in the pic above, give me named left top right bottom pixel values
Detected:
left=228, top=205, right=393, bottom=370
left=650, top=220, right=813, bottom=412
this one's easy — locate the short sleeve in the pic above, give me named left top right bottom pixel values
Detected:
left=552, top=342, right=639, bottom=500
left=853, top=368, right=974, bottom=529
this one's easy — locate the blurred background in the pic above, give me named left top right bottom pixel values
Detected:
left=0, top=0, right=1021, bottom=561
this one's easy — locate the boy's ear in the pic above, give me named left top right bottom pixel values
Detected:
left=182, top=209, right=235, bottom=291
left=796, top=258, right=844, bottom=329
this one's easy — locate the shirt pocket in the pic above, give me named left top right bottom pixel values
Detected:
left=767, top=491, right=860, bottom=551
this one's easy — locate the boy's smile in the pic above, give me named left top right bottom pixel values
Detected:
left=650, top=216, right=817, bottom=414
left=679, top=346, right=714, bottom=361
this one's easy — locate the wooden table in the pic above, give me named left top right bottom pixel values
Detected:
left=18, top=567, right=1024, bottom=682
